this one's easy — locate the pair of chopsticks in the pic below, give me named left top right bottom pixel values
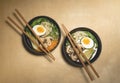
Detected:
left=7, top=9, right=55, bottom=61
left=61, top=24, right=99, bottom=81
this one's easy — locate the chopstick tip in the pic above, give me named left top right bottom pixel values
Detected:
left=7, top=16, right=10, bottom=20
left=15, top=8, right=19, bottom=12
left=15, top=8, right=17, bottom=11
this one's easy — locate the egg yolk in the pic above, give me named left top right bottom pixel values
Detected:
left=37, top=27, right=44, bottom=33
left=83, top=38, right=90, bottom=45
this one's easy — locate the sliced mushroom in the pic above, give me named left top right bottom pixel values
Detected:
left=66, top=45, right=74, bottom=54
left=66, top=45, right=79, bottom=61
left=70, top=53, right=78, bottom=61
left=40, top=36, right=53, bottom=48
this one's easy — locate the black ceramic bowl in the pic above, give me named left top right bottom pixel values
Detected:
left=22, top=16, right=61, bottom=55
left=62, top=27, right=102, bottom=67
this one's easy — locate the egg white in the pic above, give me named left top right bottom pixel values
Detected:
left=33, top=25, right=46, bottom=36
left=81, top=37, right=94, bottom=48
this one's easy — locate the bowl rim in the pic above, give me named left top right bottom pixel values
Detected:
left=62, top=27, right=102, bottom=67
left=22, top=16, right=61, bottom=55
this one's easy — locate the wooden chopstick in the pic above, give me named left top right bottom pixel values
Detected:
left=61, top=24, right=94, bottom=81
left=62, top=24, right=100, bottom=78
left=7, top=16, right=55, bottom=61
left=14, top=9, right=55, bottom=61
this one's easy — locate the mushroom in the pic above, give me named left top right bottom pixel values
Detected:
left=66, top=45, right=78, bottom=61
left=66, top=45, right=74, bottom=54
left=41, top=36, right=53, bottom=48
left=70, top=53, right=78, bottom=61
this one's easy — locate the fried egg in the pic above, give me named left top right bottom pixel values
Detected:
left=81, top=37, right=94, bottom=48
left=33, top=25, right=46, bottom=36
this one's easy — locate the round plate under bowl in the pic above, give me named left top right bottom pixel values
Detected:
left=22, top=16, right=61, bottom=55
left=62, top=27, right=102, bottom=67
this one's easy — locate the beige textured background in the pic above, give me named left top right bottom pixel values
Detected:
left=0, top=0, right=120, bottom=83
